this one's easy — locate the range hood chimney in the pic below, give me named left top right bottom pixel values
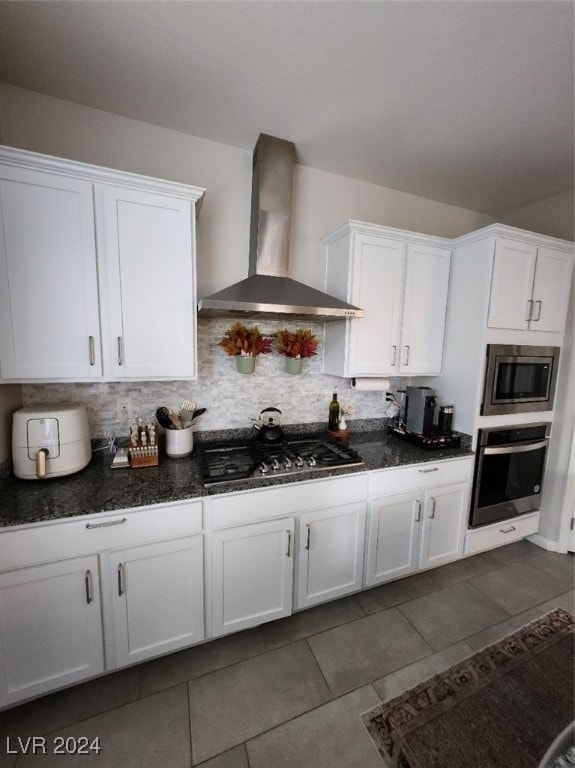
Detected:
left=197, top=134, right=364, bottom=320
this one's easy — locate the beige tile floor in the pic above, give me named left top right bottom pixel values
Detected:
left=1, top=540, right=573, bottom=768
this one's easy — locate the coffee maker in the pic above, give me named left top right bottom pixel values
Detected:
left=405, top=386, right=436, bottom=435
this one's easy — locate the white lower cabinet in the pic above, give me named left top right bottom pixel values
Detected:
left=0, top=500, right=204, bottom=709
left=296, top=502, right=366, bottom=609
left=464, top=511, right=540, bottom=555
left=366, top=459, right=472, bottom=588
left=365, top=492, right=421, bottom=586
left=418, top=483, right=469, bottom=570
left=0, top=556, right=104, bottom=708
left=210, top=518, right=295, bottom=638
left=108, top=535, right=204, bottom=668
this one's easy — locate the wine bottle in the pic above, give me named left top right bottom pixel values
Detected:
left=328, top=392, right=340, bottom=431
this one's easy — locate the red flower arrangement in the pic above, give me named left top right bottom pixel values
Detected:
left=218, top=322, right=272, bottom=357
left=276, top=328, right=320, bottom=359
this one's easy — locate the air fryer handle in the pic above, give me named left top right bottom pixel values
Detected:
left=36, top=448, right=49, bottom=479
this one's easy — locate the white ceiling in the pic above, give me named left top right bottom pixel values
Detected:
left=0, top=1, right=573, bottom=216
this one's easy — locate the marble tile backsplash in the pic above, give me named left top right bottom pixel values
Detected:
left=23, top=319, right=404, bottom=438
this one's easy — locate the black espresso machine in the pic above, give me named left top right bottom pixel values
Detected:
left=388, top=386, right=460, bottom=449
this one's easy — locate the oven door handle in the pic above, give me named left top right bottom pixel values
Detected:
left=483, top=439, right=549, bottom=455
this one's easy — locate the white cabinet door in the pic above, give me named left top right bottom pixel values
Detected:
left=211, top=518, right=294, bottom=637
left=365, top=492, right=421, bottom=587
left=0, top=556, right=104, bottom=708
left=419, top=482, right=468, bottom=570
left=0, top=168, right=102, bottom=379
left=296, top=502, right=366, bottom=609
left=399, top=243, right=451, bottom=375
left=324, top=224, right=451, bottom=378
left=109, top=536, right=204, bottom=668
left=488, top=238, right=537, bottom=330
left=530, top=247, right=573, bottom=332
left=97, top=185, right=197, bottom=379
left=347, top=235, right=405, bottom=375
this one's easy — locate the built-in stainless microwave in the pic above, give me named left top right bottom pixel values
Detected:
left=481, top=344, right=560, bottom=416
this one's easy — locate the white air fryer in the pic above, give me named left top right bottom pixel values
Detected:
left=12, top=404, right=91, bottom=480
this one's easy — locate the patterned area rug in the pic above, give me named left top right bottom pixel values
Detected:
left=362, top=608, right=574, bottom=768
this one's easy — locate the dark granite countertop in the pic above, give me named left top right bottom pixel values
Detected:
left=0, top=421, right=473, bottom=529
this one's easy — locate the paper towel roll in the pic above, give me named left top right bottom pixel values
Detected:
left=351, top=378, right=391, bottom=392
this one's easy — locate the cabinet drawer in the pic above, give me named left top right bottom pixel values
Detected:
left=0, top=500, right=203, bottom=571
left=369, top=457, right=473, bottom=497
left=208, top=473, right=368, bottom=529
left=464, top=512, right=540, bottom=555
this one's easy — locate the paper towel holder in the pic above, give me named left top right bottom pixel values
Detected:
left=351, top=377, right=391, bottom=392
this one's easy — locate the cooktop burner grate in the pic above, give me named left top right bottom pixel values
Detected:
left=196, top=435, right=363, bottom=484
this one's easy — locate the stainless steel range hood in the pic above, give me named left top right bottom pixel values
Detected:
left=197, top=134, right=364, bottom=320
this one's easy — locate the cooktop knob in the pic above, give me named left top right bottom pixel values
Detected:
left=259, top=461, right=269, bottom=474
left=295, top=455, right=304, bottom=467
left=307, top=456, right=317, bottom=467
left=271, top=458, right=280, bottom=471
left=283, top=457, right=292, bottom=469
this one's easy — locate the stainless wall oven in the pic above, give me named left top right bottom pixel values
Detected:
left=481, top=344, right=559, bottom=416
left=470, top=422, right=551, bottom=528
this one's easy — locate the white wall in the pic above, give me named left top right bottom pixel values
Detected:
left=501, top=188, right=574, bottom=243
left=539, top=275, right=574, bottom=548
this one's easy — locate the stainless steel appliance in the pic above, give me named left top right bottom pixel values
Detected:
left=196, top=435, right=363, bottom=484
left=481, top=344, right=559, bottom=416
left=198, top=134, right=364, bottom=320
left=12, top=404, right=91, bottom=480
left=406, top=386, right=436, bottom=435
left=470, top=422, right=551, bottom=528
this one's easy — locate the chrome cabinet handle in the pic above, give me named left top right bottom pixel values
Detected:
left=403, top=345, right=410, bottom=366
left=429, top=498, right=436, bottom=519
left=391, top=345, right=397, bottom=366
left=418, top=467, right=439, bottom=473
left=533, top=300, right=542, bottom=321
left=85, top=570, right=93, bottom=604
left=415, top=500, right=421, bottom=523
left=526, top=300, right=534, bottom=321
left=499, top=525, right=516, bottom=534
left=88, top=336, right=95, bottom=366
left=117, top=563, right=125, bottom=596
left=305, top=523, right=311, bottom=551
left=86, top=517, right=127, bottom=530
left=286, top=530, right=292, bottom=558
left=117, top=337, right=124, bottom=366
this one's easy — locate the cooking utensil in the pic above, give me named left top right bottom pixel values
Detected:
left=156, top=407, right=179, bottom=430
left=180, top=406, right=206, bottom=428
left=179, top=399, right=197, bottom=421
left=253, top=407, right=284, bottom=444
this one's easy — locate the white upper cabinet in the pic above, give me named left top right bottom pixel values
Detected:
left=96, top=186, right=196, bottom=379
left=530, top=247, right=573, bottom=333
left=323, top=222, right=451, bottom=377
left=399, top=243, right=451, bottom=375
left=0, top=146, right=204, bottom=381
left=0, top=167, right=102, bottom=379
left=488, top=238, right=573, bottom=332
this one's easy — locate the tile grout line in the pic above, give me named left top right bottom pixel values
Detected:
left=303, top=636, right=337, bottom=700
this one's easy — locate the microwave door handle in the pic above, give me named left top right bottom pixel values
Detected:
left=484, top=439, right=549, bottom=455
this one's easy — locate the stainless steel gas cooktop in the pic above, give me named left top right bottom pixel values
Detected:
left=195, top=435, right=364, bottom=484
